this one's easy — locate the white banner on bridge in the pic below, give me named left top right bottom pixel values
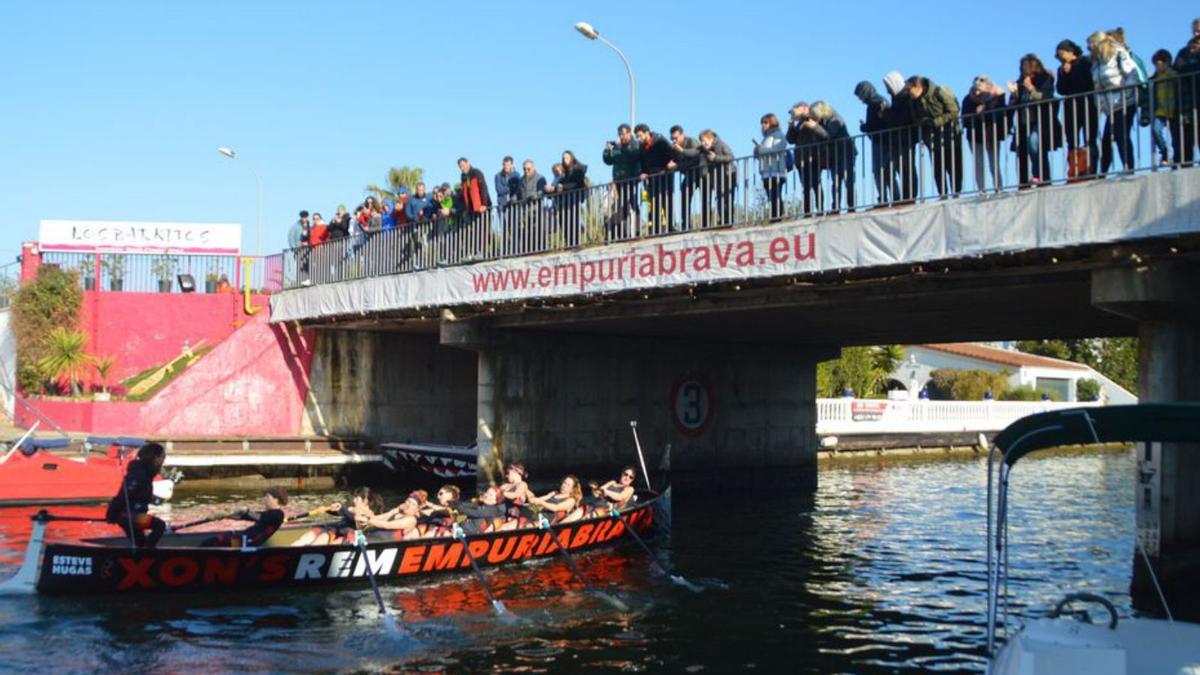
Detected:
left=39, top=220, right=242, bottom=255
left=271, top=171, right=1200, bottom=322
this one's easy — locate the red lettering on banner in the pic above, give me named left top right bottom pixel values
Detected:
left=657, top=246, right=677, bottom=274
left=116, top=557, right=156, bottom=590
left=607, top=518, right=626, bottom=541
left=794, top=233, right=816, bottom=260
left=398, top=545, right=425, bottom=575
left=423, top=543, right=463, bottom=572
left=693, top=246, right=711, bottom=270
left=468, top=539, right=490, bottom=562
left=513, top=533, right=539, bottom=560
left=571, top=523, right=595, bottom=548
left=487, top=535, right=518, bottom=563
left=637, top=254, right=655, bottom=276
left=589, top=519, right=614, bottom=544
left=534, top=532, right=554, bottom=556
left=769, top=237, right=789, bottom=263
left=159, top=557, right=200, bottom=587
left=555, top=528, right=573, bottom=549
left=203, top=557, right=239, bottom=585
left=713, top=244, right=732, bottom=267
left=259, top=554, right=288, bottom=583
left=736, top=241, right=754, bottom=265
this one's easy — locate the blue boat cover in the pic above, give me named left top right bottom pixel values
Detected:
left=85, top=436, right=146, bottom=448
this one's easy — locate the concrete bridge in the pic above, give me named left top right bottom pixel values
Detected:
left=272, top=164, right=1200, bottom=617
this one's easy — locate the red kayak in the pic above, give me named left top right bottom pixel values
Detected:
left=0, top=437, right=176, bottom=506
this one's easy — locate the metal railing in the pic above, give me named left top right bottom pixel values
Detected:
left=281, top=72, right=1199, bottom=290
left=0, top=261, right=19, bottom=308
left=39, top=251, right=279, bottom=294
left=815, top=397, right=1104, bottom=435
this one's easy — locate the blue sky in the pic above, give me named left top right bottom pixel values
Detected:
left=0, top=2, right=1191, bottom=259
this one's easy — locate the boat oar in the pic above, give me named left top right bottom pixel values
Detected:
left=354, top=530, right=403, bottom=634
left=629, top=421, right=653, bottom=491
left=610, top=506, right=702, bottom=592
left=171, top=511, right=248, bottom=531
left=537, top=514, right=630, bottom=612
left=452, top=524, right=514, bottom=619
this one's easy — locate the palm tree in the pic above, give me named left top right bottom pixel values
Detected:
left=365, top=166, right=425, bottom=203
left=93, top=355, right=116, bottom=394
left=37, top=327, right=94, bottom=397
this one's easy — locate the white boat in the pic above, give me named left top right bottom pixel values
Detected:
left=380, top=441, right=477, bottom=480
left=985, top=404, right=1200, bottom=674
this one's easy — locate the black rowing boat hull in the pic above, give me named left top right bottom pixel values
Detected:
left=35, top=498, right=659, bottom=594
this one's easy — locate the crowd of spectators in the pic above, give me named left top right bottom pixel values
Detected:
left=286, top=18, right=1200, bottom=269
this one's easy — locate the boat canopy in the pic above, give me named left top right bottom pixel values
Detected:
left=12, top=437, right=71, bottom=451
left=994, top=403, right=1200, bottom=467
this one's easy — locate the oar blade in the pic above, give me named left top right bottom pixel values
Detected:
left=671, top=575, right=705, bottom=593
left=597, top=591, right=631, bottom=613
left=381, top=612, right=405, bottom=635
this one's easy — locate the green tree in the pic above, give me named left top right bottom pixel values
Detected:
left=927, top=368, right=1010, bottom=400
left=1016, top=338, right=1138, bottom=395
left=366, top=166, right=425, bottom=203
left=37, top=327, right=93, bottom=397
left=11, top=265, right=84, bottom=393
left=1076, top=378, right=1102, bottom=402
left=817, top=345, right=903, bottom=398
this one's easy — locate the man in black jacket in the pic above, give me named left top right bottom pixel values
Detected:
left=855, top=81, right=897, bottom=204
left=883, top=71, right=918, bottom=204
left=785, top=102, right=824, bottom=217
left=635, top=123, right=674, bottom=234
left=105, top=443, right=168, bottom=548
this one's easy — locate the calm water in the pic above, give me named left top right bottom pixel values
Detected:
left=0, top=450, right=1136, bottom=673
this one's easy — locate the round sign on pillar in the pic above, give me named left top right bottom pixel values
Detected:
left=671, top=373, right=715, bottom=437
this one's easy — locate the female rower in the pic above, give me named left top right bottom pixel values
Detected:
left=290, top=487, right=380, bottom=546
left=499, top=463, right=536, bottom=520
left=530, top=475, right=584, bottom=524
left=201, top=487, right=288, bottom=548
left=366, top=491, right=426, bottom=540
left=457, top=486, right=510, bottom=534
left=414, top=485, right=461, bottom=538
left=598, top=466, right=638, bottom=510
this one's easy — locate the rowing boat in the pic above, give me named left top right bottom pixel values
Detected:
left=0, top=436, right=178, bottom=506
left=0, top=489, right=667, bottom=595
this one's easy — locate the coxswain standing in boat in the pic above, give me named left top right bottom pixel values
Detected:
left=104, top=442, right=168, bottom=548
left=529, top=475, right=584, bottom=524
left=200, top=487, right=289, bottom=548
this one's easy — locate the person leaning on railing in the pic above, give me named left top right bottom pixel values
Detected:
left=1148, top=49, right=1180, bottom=167
left=697, top=129, right=736, bottom=228
left=1055, top=39, right=1100, bottom=178
left=962, top=76, right=1009, bottom=195
left=1089, top=31, right=1144, bottom=174
left=1176, top=35, right=1200, bottom=166
left=786, top=102, right=825, bottom=217
left=668, top=125, right=702, bottom=230
left=883, top=71, right=919, bottom=204
left=753, top=112, right=788, bottom=222
left=854, top=80, right=897, bottom=205
left=1007, top=53, right=1062, bottom=188
left=905, top=75, right=963, bottom=197
left=556, top=150, right=588, bottom=247
left=635, top=123, right=675, bottom=234
left=602, top=124, right=642, bottom=239
left=808, top=101, right=857, bottom=213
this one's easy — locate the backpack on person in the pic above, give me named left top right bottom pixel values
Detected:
left=1120, top=50, right=1152, bottom=123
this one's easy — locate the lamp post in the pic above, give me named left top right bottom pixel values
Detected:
left=574, top=22, right=636, bottom=130
left=217, top=146, right=263, bottom=258
left=217, top=146, right=264, bottom=315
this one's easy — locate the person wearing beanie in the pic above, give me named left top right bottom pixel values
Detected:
left=882, top=71, right=918, bottom=204
left=855, top=80, right=897, bottom=204
left=905, top=74, right=964, bottom=197
left=1055, top=39, right=1100, bottom=177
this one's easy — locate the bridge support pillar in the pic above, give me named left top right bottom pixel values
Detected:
left=442, top=320, right=831, bottom=487
left=1093, top=261, right=1200, bottom=620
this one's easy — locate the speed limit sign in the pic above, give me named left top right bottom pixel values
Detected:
left=671, top=373, right=715, bottom=437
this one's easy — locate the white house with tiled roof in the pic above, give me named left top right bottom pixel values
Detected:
left=888, top=342, right=1137, bottom=404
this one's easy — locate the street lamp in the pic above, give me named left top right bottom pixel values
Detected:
left=574, top=21, right=636, bottom=131
left=217, top=146, right=264, bottom=315
left=216, top=146, right=263, bottom=258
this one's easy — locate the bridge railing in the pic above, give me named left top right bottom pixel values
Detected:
left=39, top=251, right=279, bottom=294
left=816, top=397, right=1105, bottom=435
left=282, top=72, right=1197, bottom=290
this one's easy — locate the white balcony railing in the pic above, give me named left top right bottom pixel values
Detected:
left=815, top=398, right=1103, bottom=436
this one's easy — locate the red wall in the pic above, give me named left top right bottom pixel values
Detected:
left=77, top=290, right=269, bottom=383
left=16, top=315, right=317, bottom=437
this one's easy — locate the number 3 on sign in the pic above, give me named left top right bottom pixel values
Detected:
left=671, top=374, right=715, bottom=437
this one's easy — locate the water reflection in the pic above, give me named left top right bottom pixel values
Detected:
left=0, top=450, right=1134, bottom=673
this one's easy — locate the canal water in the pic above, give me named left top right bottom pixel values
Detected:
left=0, top=450, right=1136, bottom=673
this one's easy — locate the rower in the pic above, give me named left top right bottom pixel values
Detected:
left=598, top=466, right=637, bottom=510
left=200, top=487, right=288, bottom=548
left=529, top=475, right=584, bottom=524
left=104, top=442, right=168, bottom=548
left=290, top=487, right=380, bottom=546
left=366, top=491, right=425, bottom=540
left=499, top=463, right=535, bottom=520
left=414, top=485, right=460, bottom=538
left=457, top=486, right=509, bottom=534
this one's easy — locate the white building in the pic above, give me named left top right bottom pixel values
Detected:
left=889, top=343, right=1137, bottom=404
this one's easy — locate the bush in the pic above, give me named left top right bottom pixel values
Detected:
left=927, top=368, right=1010, bottom=400
left=1000, top=385, right=1061, bottom=402
left=1076, top=378, right=1101, bottom=402
left=11, top=265, right=83, bottom=394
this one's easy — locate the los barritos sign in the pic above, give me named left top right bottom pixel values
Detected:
left=39, top=220, right=242, bottom=255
